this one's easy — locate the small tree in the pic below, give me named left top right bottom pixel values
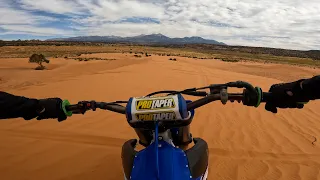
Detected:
left=29, top=54, right=50, bottom=70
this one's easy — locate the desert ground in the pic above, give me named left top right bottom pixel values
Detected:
left=1, top=52, right=320, bottom=180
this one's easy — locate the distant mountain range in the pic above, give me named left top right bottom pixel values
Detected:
left=46, top=33, right=226, bottom=45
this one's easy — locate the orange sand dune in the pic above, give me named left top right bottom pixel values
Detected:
left=0, top=54, right=320, bottom=180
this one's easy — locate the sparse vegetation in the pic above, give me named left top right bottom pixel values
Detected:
left=0, top=44, right=319, bottom=67
left=219, top=58, right=240, bottom=62
left=29, top=54, right=50, bottom=70
left=70, top=57, right=116, bottom=61
left=134, top=55, right=142, bottom=58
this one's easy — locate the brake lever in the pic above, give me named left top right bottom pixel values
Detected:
left=220, top=89, right=228, bottom=104
left=226, top=81, right=255, bottom=92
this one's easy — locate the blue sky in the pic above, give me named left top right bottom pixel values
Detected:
left=0, top=0, right=319, bottom=50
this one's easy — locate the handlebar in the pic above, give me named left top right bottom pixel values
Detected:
left=66, top=102, right=127, bottom=114
left=65, top=92, right=272, bottom=115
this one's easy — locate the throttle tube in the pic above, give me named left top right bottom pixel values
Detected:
left=261, top=92, right=272, bottom=102
left=65, top=105, right=78, bottom=112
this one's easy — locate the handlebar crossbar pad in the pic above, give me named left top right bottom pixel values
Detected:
left=126, top=94, right=189, bottom=123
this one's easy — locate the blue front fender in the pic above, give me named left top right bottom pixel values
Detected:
left=130, top=140, right=206, bottom=180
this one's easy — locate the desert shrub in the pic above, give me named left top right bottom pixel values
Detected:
left=134, top=55, right=142, bottom=58
left=169, top=58, right=177, bottom=61
left=64, top=56, right=68, bottom=59
left=130, top=51, right=133, bottom=54
left=73, top=57, right=115, bottom=61
left=221, top=58, right=239, bottom=62
left=29, top=54, right=49, bottom=70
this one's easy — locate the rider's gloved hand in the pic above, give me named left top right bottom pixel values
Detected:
left=265, top=79, right=309, bottom=113
left=37, top=98, right=67, bottom=121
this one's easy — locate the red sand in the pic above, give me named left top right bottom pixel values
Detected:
left=0, top=53, right=320, bottom=180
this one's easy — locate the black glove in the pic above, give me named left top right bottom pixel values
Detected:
left=265, top=80, right=309, bottom=113
left=37, top=98, right=67, bottom=121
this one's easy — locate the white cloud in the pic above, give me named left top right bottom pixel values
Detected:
left=18, top=0, right=85, bottom=14
left=0, top=0, right=319, bottom=50
left=87, top=0, right=165, bottom=21
left=1, top=24, right=76, bottom=36
left=0, top=3, right=57, bottom=24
